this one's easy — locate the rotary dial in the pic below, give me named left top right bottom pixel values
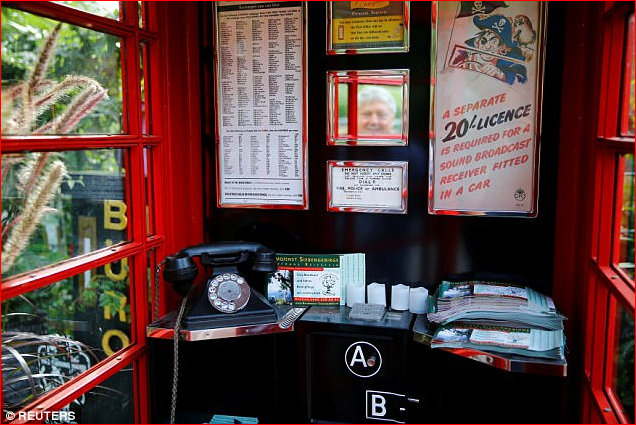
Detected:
left=207, top=273, right=250, bottom=313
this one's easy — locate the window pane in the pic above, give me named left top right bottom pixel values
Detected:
left=622, top=13, right=635, bottom=137
left=1, top=149, right=128, bottom=279
left=1, top=257, right=132, bottom=410
left=618, top=154, right=635, bottom=280
left=52, top=2, right=120, bottom=20
left=337, top=83, right=348, bottom=133
left=612, top=304, right=635, bottom=422
left=138, top=1, right=147, bottom=29
left=143, top=146, right=155, bottom=235
left=148, top=248, right=157, bottom=322
left=1, top=8, right=124, bottom=135
left=60, top=366, right=135, bottom=424
left=140, top=41, right=153, bottom=135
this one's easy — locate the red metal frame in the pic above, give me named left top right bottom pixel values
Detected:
left=553, top=3, right=634, bottom=423
left=155, top=3, right=204, bottom=305
left=347, top=79, right=359, bottom=137
left=0, top=2, right=203, bottom=422
left=603, top=297, right=632, bottom=424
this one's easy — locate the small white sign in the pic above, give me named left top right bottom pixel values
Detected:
left=365, top=390, right=408, bottom=423
left=328, top=161, right=408, bottom=214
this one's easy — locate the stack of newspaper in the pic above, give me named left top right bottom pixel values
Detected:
left=427, top=280, right=565, bottom=360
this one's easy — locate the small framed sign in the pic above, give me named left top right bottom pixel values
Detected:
left=327, top=69, right=409, bottom=146
left=429, top=1, right=547, bottom=216
left=327, top=1, right=410, bottom=54
left=327, top=161, right=408, bottom=214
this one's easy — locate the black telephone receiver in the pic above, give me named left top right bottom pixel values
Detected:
left=163, top=242, right=279, bottom=329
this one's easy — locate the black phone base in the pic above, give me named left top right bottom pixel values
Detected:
left=183, top=288, right=278, bottom=330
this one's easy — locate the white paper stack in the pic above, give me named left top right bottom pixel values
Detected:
left=427, top=280, right=566, bottom=360
left=428, top=281, right=565, bottom=330
left=430, top=324, right=565, bottom=360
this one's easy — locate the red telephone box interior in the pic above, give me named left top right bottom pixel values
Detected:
left=0, top=1, right=633, bottom=424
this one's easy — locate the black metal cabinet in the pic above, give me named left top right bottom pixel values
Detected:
left=296, top=307, right=421, bottom=423
left=148, top=333, right=298, bottom=424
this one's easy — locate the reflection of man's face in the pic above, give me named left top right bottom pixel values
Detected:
left=358, top=100, right=395, bottom=134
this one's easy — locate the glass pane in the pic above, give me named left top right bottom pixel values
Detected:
left=148, top=248, right=157, bottom=322
left=138, top=1, right=146, bottom=29
left=337, top=83, right=348, bottom=134
left=52, top=2, right=120, bottom=20
left=611, top=304, right=634, bottom=422
left=618, top=154, right=635, bottom=280
left=61, top=366, right=135, bottom=424
left=1, top=149, right=128, bottom=279
left=143, top=146, right=154, bottom=235
left=356, top=83, right=403, bottom=136
left=622, top=13, right=635, bottom=137
left=1, top=257, right=132, bottom=411
left=140, top=41, right=152, bottom=135
left=1, top=8, right=124, bottom=135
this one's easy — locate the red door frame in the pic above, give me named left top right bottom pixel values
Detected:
left=553, top=2, right=635, bottom=423
left=1, top=2, right=203, bottom=422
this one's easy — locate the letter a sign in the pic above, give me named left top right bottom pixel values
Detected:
left=344, top=341, right=383, bottom=378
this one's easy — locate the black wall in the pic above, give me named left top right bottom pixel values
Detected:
left=203, top=2, right=565, bottom=296
left=148, top=4, right=576, bottom=423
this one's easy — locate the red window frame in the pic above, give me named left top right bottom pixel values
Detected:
left=584, top=3, right=635, bottom=423
left=1, top=2, right=167, bottom=422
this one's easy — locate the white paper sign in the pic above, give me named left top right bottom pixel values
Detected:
left=328, top=161, right=408, bottom=213
left=430, top=2, right=545, bottom=216
left=216, top=2, right=307, bottom=208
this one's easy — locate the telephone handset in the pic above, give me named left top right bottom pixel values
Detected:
left=163, top=242, right=279, bottom=329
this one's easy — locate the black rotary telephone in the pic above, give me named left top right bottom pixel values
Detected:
left=163, top=242, right=279, bottom=329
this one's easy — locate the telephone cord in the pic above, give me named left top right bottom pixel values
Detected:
left=153, top=259, right=166, bottom=321
left=170, top=289, right=191, bottom=424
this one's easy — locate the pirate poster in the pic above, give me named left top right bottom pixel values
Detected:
left=429, top=1, right=546, bottom=216
left=327, top=1, right=410, bottom=54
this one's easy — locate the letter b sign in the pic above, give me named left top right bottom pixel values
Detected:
left=365, top=390, right=408, bottom=423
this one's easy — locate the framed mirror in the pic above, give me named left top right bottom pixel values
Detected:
left=327, top=69, right=409, bottom=146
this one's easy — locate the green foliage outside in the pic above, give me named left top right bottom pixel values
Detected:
left=617, top=308, right=635, bottom=422
left=1, top=6, right=123, bottom=135
left=2, top=268, right=130, bottom=338
left=1, top=5, right=131, bottom=395
left=1, top=4, right=127, bottom=278
left=1, top=149, right=125, bottom=279
left=621, top=154, right=635, bottom=281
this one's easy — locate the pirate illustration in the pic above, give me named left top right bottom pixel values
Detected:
left=451, top=14, right=528, bottom=85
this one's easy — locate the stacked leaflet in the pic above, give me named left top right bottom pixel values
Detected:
left=427, top=280, right=566, bottom=360
left=430, top=323, right=564, bottom=360
left=428, top=280, right=564, bottom=330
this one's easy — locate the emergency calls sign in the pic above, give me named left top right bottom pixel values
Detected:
left=429, top=2, right=546, bottom=216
